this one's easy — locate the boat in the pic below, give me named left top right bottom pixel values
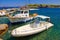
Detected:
left=11, top=15, right=53, bottom=37
left=7, top=7, right=41, bottom=23
left=7, top=7, right=34, bottom=23
left=0, top=10, right=7, bottom=16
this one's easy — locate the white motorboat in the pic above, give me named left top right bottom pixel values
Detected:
left=11, top=15, right=53, bottom=37
left=11, top=21, right=53, bottom=37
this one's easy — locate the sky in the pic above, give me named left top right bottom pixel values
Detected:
left=0, top=0, right=60, bottom=7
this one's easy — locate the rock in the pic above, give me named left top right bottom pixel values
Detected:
left=0, top=38, right=3, bottom=40
left=0, top=24, right=8, bottom=30
left=0, top=24, right=8, bottom=35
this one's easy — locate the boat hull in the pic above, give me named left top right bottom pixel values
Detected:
left=9, top=17, right=33, bottom=23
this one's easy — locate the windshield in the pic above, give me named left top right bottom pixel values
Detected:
left=24, top=11, right=28, bottom=13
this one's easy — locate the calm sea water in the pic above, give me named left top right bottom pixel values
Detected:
left=0, top=8, right=60, bottom=40
left=0, top=7, right=19, bottom=10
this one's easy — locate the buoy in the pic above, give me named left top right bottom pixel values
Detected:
left=33, top=13, right=38, bottom=17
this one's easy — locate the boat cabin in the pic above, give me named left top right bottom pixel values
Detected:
left=19, top=9, right=29, bottom=18
left=12, top=7, right=30, bottom=18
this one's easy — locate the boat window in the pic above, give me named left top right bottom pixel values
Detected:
left=20, top=11, right=23, bottom=13
left=24, top=11, right=28, bottom=13
left=10, top=10, right=14, bottom=12
left=17, top=11, right=20, bottom=13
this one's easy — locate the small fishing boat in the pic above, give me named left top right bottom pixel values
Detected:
left=11, top=15, right=53, bottom=37
left=7, top=7, right=31, bottom=23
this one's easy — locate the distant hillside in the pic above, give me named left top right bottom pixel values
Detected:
left=27, top=4, right=60, bottom=8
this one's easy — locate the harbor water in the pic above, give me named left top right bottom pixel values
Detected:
left=0, top=8, right=60, bottom=40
